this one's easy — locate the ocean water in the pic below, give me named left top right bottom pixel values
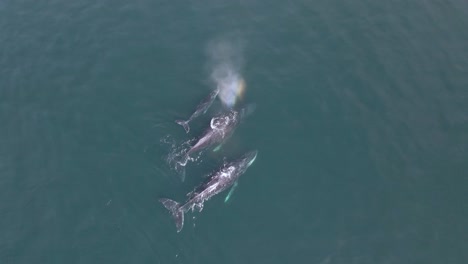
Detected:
left=1, top=1, right=467, bottom=263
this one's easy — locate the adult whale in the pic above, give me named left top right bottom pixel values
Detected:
left=159, top=150, right=258, bottom=232
left=177, top=108, right=241, bottom=167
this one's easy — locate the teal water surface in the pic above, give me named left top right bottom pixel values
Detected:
left=1, top=1, right=467, bottom=263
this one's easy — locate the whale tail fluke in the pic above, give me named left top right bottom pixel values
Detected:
left=159, top=198, right=184, bottom=232
left=175, top=120, right=190, bottom=133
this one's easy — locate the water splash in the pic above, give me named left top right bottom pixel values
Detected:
left=160, top=135, right=204, bottom=181
left=160, top=135, right=190, bottom=179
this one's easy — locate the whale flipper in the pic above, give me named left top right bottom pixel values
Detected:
left=159, top=198, right=184, bottom=232
left=224, top=181, right=238, bottom=203
left=213, top=143, right=224, bottom=152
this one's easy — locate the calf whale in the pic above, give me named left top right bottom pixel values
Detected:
left=159, top=150, right=258, bottom=232
left=176, top=88, right=219, bottom=133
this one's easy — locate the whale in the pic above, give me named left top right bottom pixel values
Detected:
left=159, top=150, right=258, bottom=232
left=177, top=109, right=240, bottom=167
left=176, top=89, right=219, bottom=133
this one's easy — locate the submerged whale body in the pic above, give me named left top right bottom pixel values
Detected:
left=176, top=89, right=219, bottom=133
left=159, top=150, right=258, bottom=232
